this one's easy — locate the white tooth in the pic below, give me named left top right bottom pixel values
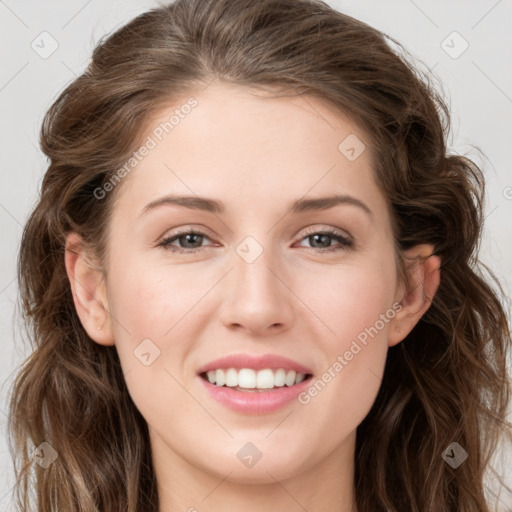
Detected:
left=215, top=369, right=226, bottom=386
left=256, top=369, right=275, bottom=389
left=225, top=368, right=238, bottom=387
left=238, top=368, right=256, bottom=388
left=285, top=370, right=297, bottom=386
left=274, top=368, right=286, bottom=387
left=295, top=372, right=305, bottom=384
left=205, top=367, right=306, bottom=389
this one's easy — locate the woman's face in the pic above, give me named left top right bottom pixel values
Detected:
left=101, top=81, right=402, bottom=484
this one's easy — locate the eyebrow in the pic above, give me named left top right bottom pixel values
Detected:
left=139, top=193, right=373, bottom=218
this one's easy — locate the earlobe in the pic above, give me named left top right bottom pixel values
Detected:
left=64, top=232, right=115, bottom=346
left=388, top=244, right=441, bottom=347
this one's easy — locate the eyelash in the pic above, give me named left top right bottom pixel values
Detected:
left=157, top=227, right=354, bottom=254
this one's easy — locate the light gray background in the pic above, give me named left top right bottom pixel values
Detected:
left=1, top=0, right=511, bottom=510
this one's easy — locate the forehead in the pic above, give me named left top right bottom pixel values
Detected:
left=112, top=81, right=387, bottom=220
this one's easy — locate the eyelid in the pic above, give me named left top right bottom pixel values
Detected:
left=299, top=224, right=353, bottom=242
left=156, top=224, right=215, bottom=242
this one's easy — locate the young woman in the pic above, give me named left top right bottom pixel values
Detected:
left=8, top=0, right=511, bottom=510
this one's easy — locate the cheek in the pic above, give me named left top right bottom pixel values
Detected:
left=106, top=254, right=204, bottom=337
left=104, top=255, right=218, bottom=401
left=291, top=253, right=395, bottom=424
left=104, top=261, right=202, bottom=425
left=292, top=255, right=397, bottom=343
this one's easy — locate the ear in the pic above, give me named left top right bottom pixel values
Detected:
left=64, top=232, right=115, bottom=346
left=388, top=244, right=441, bottom=347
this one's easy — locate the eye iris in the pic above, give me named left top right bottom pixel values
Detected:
left=180, top=233, right=202, bottom=248
left=310, top=234, right=331, bottom=248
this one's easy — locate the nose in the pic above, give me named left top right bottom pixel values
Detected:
left=218, top=243, right=295, bottom=336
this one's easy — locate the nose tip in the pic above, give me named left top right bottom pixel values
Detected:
left=218, top=251, right=294, bottom=335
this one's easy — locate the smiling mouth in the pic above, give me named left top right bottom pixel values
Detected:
left=199, top=369, right=314, bottom=392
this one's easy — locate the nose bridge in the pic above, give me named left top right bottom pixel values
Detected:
left=219, top=232, right=294, bottom=332
left=233, top=232, right=284, bottom=300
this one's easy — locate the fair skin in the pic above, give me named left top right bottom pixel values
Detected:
left=65, top=81, right=440, bottom=512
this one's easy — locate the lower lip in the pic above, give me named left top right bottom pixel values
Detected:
left=198, top=375, right=313, bottom=414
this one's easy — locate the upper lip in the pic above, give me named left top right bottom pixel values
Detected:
left=197, top=353, right=313, bottom=375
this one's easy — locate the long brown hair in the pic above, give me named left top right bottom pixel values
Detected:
left=8, top=0, right=511, bottom=510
